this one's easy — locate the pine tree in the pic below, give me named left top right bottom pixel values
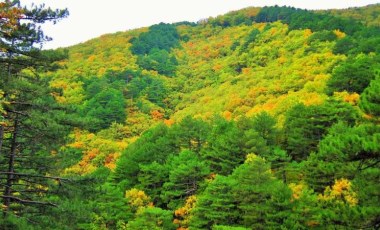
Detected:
left=251, top=111, right=278, bottom=146
left=326, top=54, right=379, bottom=94
left=0, top=0, right=69, bottom=223
left=171, top=116, right=210, bottom=153
left=113, top=123, right=177, bottom=188
left=201, top=117, right=246, bottom=175
left=284, top=100, right=357, bottom=161
left=190, top=175, right=239, bottom=229
left=161, top=150, right=209, bottom=209
left=137, top=161, right=169, bottom=206
left=359, top=76, right=380, bottom=117
left=305, top=122, right=380, bottom=192
left=126, top=207, right=175, bottom=230
left=231, top=154, right=278, bottom=228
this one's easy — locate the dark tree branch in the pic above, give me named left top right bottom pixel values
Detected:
left=5, top=109, right=28, bottom=116
left=0, top=195, right=57, bottom=207
left=360, top=160, right=380, bottom=171
left=10, top=189, right=48, bottom=194
left=0, top=172, right=70, bottom=181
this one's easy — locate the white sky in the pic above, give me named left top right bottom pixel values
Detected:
left=21, top=0, right=380, bottom=49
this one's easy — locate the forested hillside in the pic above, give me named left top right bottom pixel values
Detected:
left=1, top=2, right=379, bottom=229
left=319, top=3, right=380, bottom=27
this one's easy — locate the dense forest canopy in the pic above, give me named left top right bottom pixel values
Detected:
left=0, top=1, right=379, bottom=229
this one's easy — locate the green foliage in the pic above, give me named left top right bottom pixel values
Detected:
left=334, top=27, right=380, bottom=55
left=231, top=155, right=292, bottom=229
left=256, top=6, right=362, bottom=34
left=161, top=150, right=210, bottom=209
left=79, top=71, right=131, bottom=132
left=212, top=226, right=250, bottom=230
left=201, top=117, right=246, bottom=175
left=42, top=167, right=114, bottom=229
left=333, top=36, right=357, bottom=54
left=353, top=168, right=380, bottom=229
left=236, top=116, right=272, bottom=158
left=359, top=76, right=380, bottom=117
left=284, top=100, right=357, bottom=161
left=171, top=116, right=211, bottom=153
left=305, top=122, right=380, bottom=192
left=131, top=23, right=179, bottom=55
left=0, top=1, right=74, bottom=225
left=137, top=162, right=169, bottom=206
left=308, top=30, right=337, bottom=43
left=192, top=155, right=293, bottom=229
left=126, top=207, right=175, bottom=230
left=131, top=23, right=179, bottom=75
left=239, top=28, right=260, bottom=52
left=284, top=185, right=320, bottom=229
left=113, top=123, right=177, bottom=188
left=190, top=175, right=239, bottom=229
left=4, top=3, right=379, bottom=229
left=251, top=111, right=278, bottom=146
left=83, top=88, right=126, bottom=132
left=322, top=3, right=380, bottom=27
left=207, top=7, right=260, bottom=28
left=126, top=70, right=168, bottom=107
left=0, top=213, right=34, bottom=230
left=92, top=184, right=133, bottom=228
left=326, top=54, right=379, bottom=94
left=137, top=48, right=178, bottom=76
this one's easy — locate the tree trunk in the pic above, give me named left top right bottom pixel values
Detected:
left=3, top=115, right=18, bottom=215
left=0, top=125, right=4, bottom=156
left=282, top=168, right=287, bottom=184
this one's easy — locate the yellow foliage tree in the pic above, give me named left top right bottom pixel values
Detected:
left=174, top=195, right=197, bottom=230
left=333, top=29, right=346, bottom=39
left=125, top=188, right=153, bottom=211
left=318, top=178, right=358, bottom=206
left=64, top=128, right=129, bottom=175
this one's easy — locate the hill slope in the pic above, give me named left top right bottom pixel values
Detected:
left=41, top=4, right=380, bottom=229
left=318, top=3, right=380, bottom=27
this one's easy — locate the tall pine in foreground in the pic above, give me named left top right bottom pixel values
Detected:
left=0, top=0, right=69, bottom=226
left=191, top=154, right=292, bottom=229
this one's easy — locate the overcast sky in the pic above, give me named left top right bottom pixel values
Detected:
left=21, top=0, right=380, bottom=49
